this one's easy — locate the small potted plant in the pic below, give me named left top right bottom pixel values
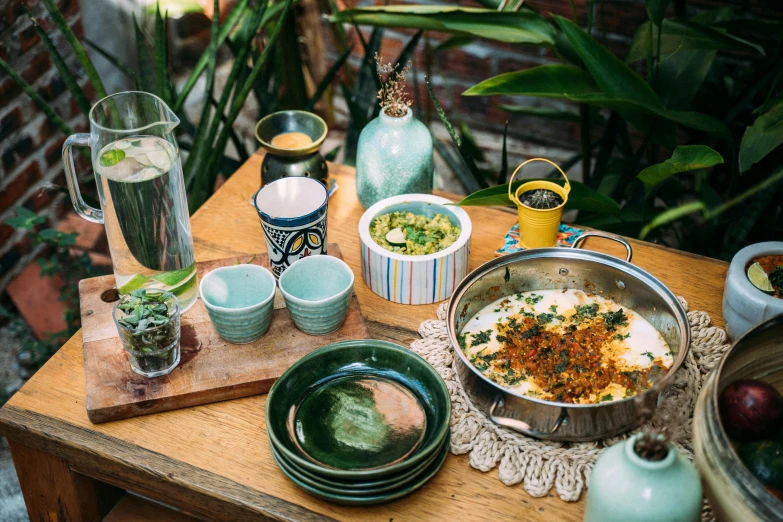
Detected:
left=355, top=54, right=434, bottom=208
left=507, top=158, right=571, bottom=248
left=113, top=289, right=182, bottom=378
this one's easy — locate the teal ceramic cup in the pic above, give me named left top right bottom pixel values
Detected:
left=278, top=255, right=354, bottom=335
left=199, top=264, right=276, bottom=344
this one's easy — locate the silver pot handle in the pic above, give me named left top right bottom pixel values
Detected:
left=489, top=396, right=568, bottom=439
left=572, top=230, right=633, bottom=263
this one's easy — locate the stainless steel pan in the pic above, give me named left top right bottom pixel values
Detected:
left=447, top=231, right=690, bottom=441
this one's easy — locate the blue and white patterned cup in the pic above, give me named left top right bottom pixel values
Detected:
left=254, top=177, right=329, bottom=278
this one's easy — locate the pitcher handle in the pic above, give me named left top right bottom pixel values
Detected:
left=63, top=133, right=103, bottom=224
left=507, top=158, right=570, bottom=207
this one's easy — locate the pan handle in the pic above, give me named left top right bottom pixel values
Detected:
left=489, top=396, right=568, bottom=439
left=572, top=230, right=633, bottom=263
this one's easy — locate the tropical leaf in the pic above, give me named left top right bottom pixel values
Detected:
left=84, top=38, right=139, bottom=89
left=28, top=14, right=91, bottom=115
left=41, top=0, right=108, bottom=100
left=464, top=64, right=599, bottom=97
left=306, top=45, right=353, bottom=111
left=645, top=0, right=672, bottom=26
left=0, top=57, right=71, bottom=136
left=498, top=121, right=509, bottom=184
left=652, top=50, right=716, bottom=110
left=554, top=16, right=661, bottom=108
left=132, top=14, right=156, bottom=93
left=739, top=99, right=783, bottom=173
left=499, top=104, right=580, bottom=122
left=173, top=0, right=250, bottom=112
left=637, top=145, right=724, bottom=192
left=154, top=2, right=172, bottom=104
left=433, top=35, right=475, bottom=53
left=464, top=65, right=729, bottom=138
left=626, top=19, right=764, bottom=64
left=455, top=179, right=621, bottom=215
left=331, top=6, right=556, bottom=45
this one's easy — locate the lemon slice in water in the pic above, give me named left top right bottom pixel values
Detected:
left=118, top=273, right=148, bottom=294
left=748, top=262, right=774, bottom=293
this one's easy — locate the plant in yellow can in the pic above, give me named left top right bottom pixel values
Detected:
left=508, top=158, right=570, bottom=249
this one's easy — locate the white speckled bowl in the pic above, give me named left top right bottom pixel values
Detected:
left=723, top=241, right=783, bottom=340
left=358, top=194, right=472, bottom=305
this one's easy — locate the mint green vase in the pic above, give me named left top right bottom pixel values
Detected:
left=356, top=109, right=433, bottom=208
left=584, top=434, right=702, bottom=522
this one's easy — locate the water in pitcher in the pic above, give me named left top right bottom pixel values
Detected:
left=94, top=136, right=197, bottom=311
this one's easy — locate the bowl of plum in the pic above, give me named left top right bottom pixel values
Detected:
left=693, top=315, right=783, bottom=521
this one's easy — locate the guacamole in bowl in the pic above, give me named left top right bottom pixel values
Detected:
left=370, top=211, right=461, bottom=255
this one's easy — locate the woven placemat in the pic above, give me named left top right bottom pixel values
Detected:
left=410, top=297, right=731, bottom=509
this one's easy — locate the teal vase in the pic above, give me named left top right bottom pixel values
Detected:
left=584, top=434, right=702, bottom=522
left=356, top=109, right=433, bottom=208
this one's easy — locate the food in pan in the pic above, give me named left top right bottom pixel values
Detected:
left=370, top=211, right=460, bottom=255
left=748, top=256, right=783, bottom=298
left=458, top=289, right=673, bottom=404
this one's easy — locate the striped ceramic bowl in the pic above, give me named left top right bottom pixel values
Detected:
left=359, top=194, right=472, bottom=305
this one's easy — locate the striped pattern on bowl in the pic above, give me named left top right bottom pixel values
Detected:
left=358, top=195, right=472, bottom=305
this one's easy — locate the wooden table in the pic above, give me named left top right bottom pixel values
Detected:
left=0, top=153, right=729, bottom=521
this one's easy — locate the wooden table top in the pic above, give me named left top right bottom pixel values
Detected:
left=0, top=153, right=729, bottom=522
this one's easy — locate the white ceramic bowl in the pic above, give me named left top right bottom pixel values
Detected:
left=723, top=241, right=783, bottom=340
left=358, top=194, right=472, bottom=305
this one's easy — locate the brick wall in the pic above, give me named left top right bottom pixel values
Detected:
left=0, top=0, right=91, bottom=292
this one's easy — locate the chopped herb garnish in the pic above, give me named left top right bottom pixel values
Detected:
left=471, top=330, right=492, bottom=346
left=642, top=351, right=655, bottom=361
left=600, top=394, right=614, bottom=402
left=525, top=293, right=543, bottom=306
left=521, top=324, right=540, bottom=339
left=601, top=309, right=629, bottom=331
left=614, top=332, right=631, bottom=341
left=549, top=304, right=558, bottom=313
left=536, top=312, right=555, bottom=325
left=571, top=303, right=599, bottom=323
left=457, top=334, right=467, bottom=351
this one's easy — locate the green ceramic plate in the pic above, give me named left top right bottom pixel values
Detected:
left=269, top=432, right=449, bottom=494
left=270, top=431, right=450, bottom=505
left=266, top=340, right=450, bottom=480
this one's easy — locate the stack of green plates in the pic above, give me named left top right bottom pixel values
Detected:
left=265, top=340, right=451, bottom=505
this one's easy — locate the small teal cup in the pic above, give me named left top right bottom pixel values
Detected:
left=278, top=256, right=354, bottom=335
left=199, top=264, right=276, bottom=344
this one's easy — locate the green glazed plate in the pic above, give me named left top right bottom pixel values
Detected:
left=270, top=431, right=449, bottom=505
left=269, top=433, right=449, bottom=494
left=266, top=340, right=451, bottom=480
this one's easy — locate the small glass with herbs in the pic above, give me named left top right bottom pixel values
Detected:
left=112, top=289, right=181, bottom=378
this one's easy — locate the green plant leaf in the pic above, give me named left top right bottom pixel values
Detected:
left=637, top=145, right=724, bottom=192
left=456, top=179, right=621, bottom=215
left=639, top=201, right=708, bottom=239
left=652, top=50, right=716, bottom=110
left=4, top=207, right=46, bottom=230
left=173, top=0, right=250, bottom=112
left=0, top=57, right=72, bottom=136
left=132, top=14, right=156, bottom=93
left=739, top=99, right=783, bottom=173
left=331, top=6, right=556, bottom=45
left=433, top=35, right=475, bottom=53
left=306, top=45, right=353, bottom=111
left=464, top=64, right=599, bottom=97
left=645, top=0, right=672, bottom=26
left=84, top=38, right=139, bottom=89
left=28, top=14, right=91, bottom=116
left=554, top=16, right=661, bottom=108
left=41, top=0, right=108, bottom=100
left=626, top=19, right=764, bottom=64
left=499, top=104, right=580, bottom=121
left=154, top=2, right=171, bottom=104
left=464, top=65, right=729, bottom=138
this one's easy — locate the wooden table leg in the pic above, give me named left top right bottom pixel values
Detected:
left=8, top=440, right=122, bottom=521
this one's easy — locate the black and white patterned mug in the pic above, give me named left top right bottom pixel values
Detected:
left=253, top=177, right=328, bottom=278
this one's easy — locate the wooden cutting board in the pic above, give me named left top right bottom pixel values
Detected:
left=78, top=244, right=368, bottom=423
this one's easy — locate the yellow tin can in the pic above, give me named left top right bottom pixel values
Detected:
left=508, top=158, right=570, bottom=249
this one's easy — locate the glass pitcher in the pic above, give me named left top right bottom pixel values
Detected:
left=62, top=91, right=198, bottom=312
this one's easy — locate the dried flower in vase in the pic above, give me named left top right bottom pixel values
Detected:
left=375, top=53, right=413, bottom=118
left=634, top=425, right=673, bottom=462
